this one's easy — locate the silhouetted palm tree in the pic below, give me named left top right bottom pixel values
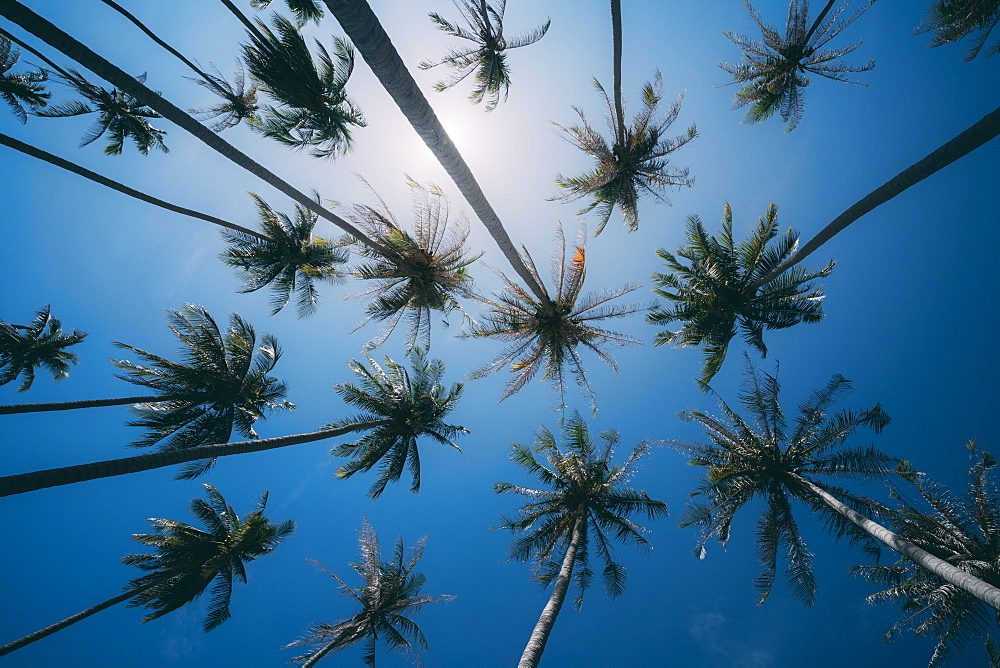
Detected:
left=0, top=484, right=293, bottom=656
left=0, top=305, right=87, bottom=392
left=0, top=32, right=48, bottom=121
left=917, top=0, right=1000, bottom=60
left=420, top=0, right=550, bottom=111
left=495, top=413, right=667, bottom=668
left=285, top=517, right=453, bottom=666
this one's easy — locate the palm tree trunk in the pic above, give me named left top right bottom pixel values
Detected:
left=752, top=104, right=1000, bottom=289
left=0, top=420, right=391, bottom=497
left=518, top=518, right=582, bottom=668
left=610, top=0, right=625, bottom=147
left=801, top=0, right=837, bottom=47
left=795, top=474, right=1000, bottom=611
left=0, top=577, right=163, bottom=656
left=322, top=0, right=553, bottom=309
left=0, top=132, right=268, bottom=240
left=0, top=0, right=394, bottom=258
left=0, top=393, right=200, bottom=415
left=219, top=0, right=270, bottom=44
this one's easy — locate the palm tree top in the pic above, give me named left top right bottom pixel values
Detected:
left=189, top=60, right=259, bottom=131
left=553, top=71, right=696, bottom=235
left=419, top=0, right=550, bottom=111
left=251, top=0, right=325, bottom=27
left=917, top=0, right=1000, bottom=61
left=647, top=202, right=834, bottom=384
left=0, top=32, right=49, bottom=122
left=670, top=359, right=894, bottom=605
left=720, top=0, right=876, bottom=130
left=465, top=224, right=644, bottom=408
left=852, top=441, right=1000, bottom=666
left=124, top=483, right=294, bottom=632
left=328, top=347, right=467, bottom=498
left=0, top=305, right=87, bottom=392
left=285, top=516, right=453, bottom=666
left=495, top=412, right=667, bottom=608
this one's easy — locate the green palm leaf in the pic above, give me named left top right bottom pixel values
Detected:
left=0, top=305, right=87, bottom=392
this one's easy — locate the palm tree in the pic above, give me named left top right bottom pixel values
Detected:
left=221, top=193, right=349, bottom=316
left=494, top=413, right=667, bottom=668
left=251, top=0, right=325, bottom=27
left=328, top=348, right=467, bottom=499
left=344, top=178, right=480, bottom=350
left=284, top=517, right=453, bottom=666
left=647, top=202, right=834, bottom=384
left=464, top=225, right=643, bottom=408
left=671, top=361, right=1000, bottom=609
left=917, top=0, right=1000, bottom=61
left=0, top=484, right=294, bottom=656
left=851, top=442, right=1000, bottom=665
left=720, top=0, right=876, bottom=130
left=0, top=305, right=87, bottom=392
left=553, top=71, right=696, bottom=235
left=0, top=32, right=48, bottom=121
left=419, top=0, right=550, bottom=111
left=241, top=13, right=364, bottom=158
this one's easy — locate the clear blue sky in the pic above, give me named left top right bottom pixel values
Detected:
left=1, top=0, right=998, bottom=665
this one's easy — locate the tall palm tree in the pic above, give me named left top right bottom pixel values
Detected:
left=495, top=413, right=667, bottom=668
left=0, top=305, right=87, bottom=392
left=0, top=484, right=294, bottom=656
left=553, top=71, right=696, bottom=235
left=345, top=178, right=480, bottom=351
left=671, top=361, right=1000, bottom=609
left=647, top=202, right=834, bottom=384
left=852, top=442, right=1000, bottom=665
left=720, top=0, right=875, bottom=130
left=0, top=32, right=48, bottom=121
left=284, top=517, right=453, bottom=666
left=221, top=193, right=349, bottom=316
left=328, top=348, right=467, bottom=499
left=917, top=0, right=1000, bottom=61
left=419, top=0, right=550, bottom=111
left=241, top=13, right=364, bottom=158
left=464, top=225, right=643, bottom=408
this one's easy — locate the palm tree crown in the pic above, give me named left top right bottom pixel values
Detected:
left=241, top=13, right=364, bottom=158
left=285, top=517, right=452, bottom=667
left=419, top=0, right=550, bottom=111
left=671, top=361, right=893, bottom=605
left=647, top=202, right=834, bottom=384
left=189, top=61, right=259, bottom=131
left=328, top=348, right=467, bottom=499
left=113, top=304, right=294, bottom=478
left=554, top=71, right=696, bottom=235
left=345, top=178, right=480, bottom=351
left=125, top=483, right=295, bottom=632
left=465, top=225, right=643, bottom=408
left=251, top=0, right=325, bottom=26
left=0, top=305, right=87, bottom=392
left=0, top=33, right=49, bottom=122
left=720, top=0, right=876, bottom=130
left=220, top=193, right=348, bottom=316
left=917, top=0, right=1000, bottom=61
left=852, top=442, right=1000, bottom=666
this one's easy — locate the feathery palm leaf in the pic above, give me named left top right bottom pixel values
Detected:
left=648, top=202, right=834, bottom=383
left=720, top=0, right=876, bottom=130
left=419, top=0, right=550, bottom=111
left=189, top=60, right=259, bottom=131
left=112, top=304, right=294, bottom=478
left=917, top=0, right=1000, bottom=60
left=0, top=305, right=87, bottom=392
left=0, top=33, right=48, bottom=122
left=554, top=72, right=695, bottom=235
left=327, top=348, right=466, bottom=499
left=251, top=0, right=324, bottom=26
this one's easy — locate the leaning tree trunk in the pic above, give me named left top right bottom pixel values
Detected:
left=795, top=474, right=1000, bottom=611
left=0, top=132, right=267, bottom=240
left=801, top=0, right=836, bottom=47
left=322, top=0, right=552, bottom=309
left=0, top=393, right=198, bottom=415
left=518, top=518, right=582, bottom=668
left=0, top=0, right=393, bottom=258
left=0, top=577, right=163, bottom=656
left=610, top=0, right=625, bottom=147
left=753, top=104, right=1000, bottom=289
left=0, top=420, right=390, bottom=497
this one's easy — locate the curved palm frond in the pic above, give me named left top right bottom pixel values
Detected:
left=917, top=0, right=1000, bottom=61
left=647, top=202, right=834, bottom=383
left=0, top=33, right=48, bottom=122
left=0, top=305, right=87, bottom=392
left=251, top=0, right=325, bottom=26
left=189, top=60, right=259, bottom=131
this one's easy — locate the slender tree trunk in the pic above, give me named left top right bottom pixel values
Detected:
left=801, top=0, right=836, bottom=47
left=0, top=420, right=391, bottom=497
left=795, top=474, right=1000, bottom=611
left=322, top=0, right=553, bottom=309
left=610, top=0, right=625, bottom=147
left=99, top=0, right=212, bottom=81
left=0, top=132, right=267, bottom=240
left=0, top=577, right=160, bottom=656
left=0, top=0, right=393, bottom=258
left=518, top=519, right=582, bottom=668
left=752, top=104, right=1000, bottom=289
left=0, top=393, right=200, bottom=415
left=219, top=0, right=270, bottom=44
